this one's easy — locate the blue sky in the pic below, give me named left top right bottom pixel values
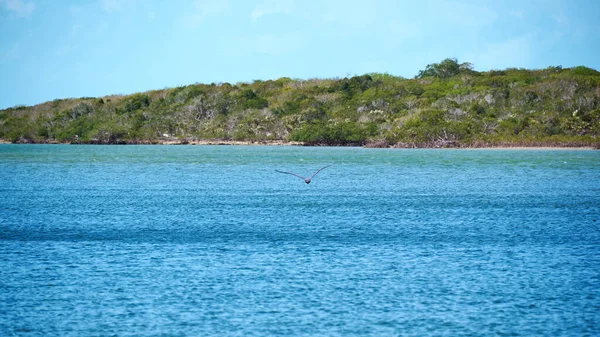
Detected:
left=1, top=0, right=599, bottom=109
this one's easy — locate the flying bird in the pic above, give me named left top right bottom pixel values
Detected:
left=276, top=165, right=332, bottom=184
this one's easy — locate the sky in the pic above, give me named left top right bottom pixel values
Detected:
left=1, top=0, right=599, bottom=109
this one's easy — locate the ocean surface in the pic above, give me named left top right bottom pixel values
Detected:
left=1, top=145, right=599, bottom=336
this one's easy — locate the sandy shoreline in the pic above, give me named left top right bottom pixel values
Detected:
left=0, top=138, right=596, bottom=149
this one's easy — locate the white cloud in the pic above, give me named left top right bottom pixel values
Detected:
left=251, top=0, right=294, bottom=21
left=1, top=0, right=35, bottom=17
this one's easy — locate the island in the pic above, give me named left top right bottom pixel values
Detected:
left=1, top=59, right=599, bottom=148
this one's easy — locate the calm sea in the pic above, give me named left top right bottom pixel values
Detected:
left=1, top=145, right=599, bottom=336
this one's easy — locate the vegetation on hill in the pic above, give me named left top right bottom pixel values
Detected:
left=1, top=58, right=599, bottom=147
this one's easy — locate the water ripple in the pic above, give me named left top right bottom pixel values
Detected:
left=1, top=145, right=599, bottom=336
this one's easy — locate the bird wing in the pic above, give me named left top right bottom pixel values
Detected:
left=309, top=165, right=332, bottom=179
left=275, top=170, right=307, bottom=180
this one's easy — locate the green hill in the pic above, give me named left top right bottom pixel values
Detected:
left=2, top=59, right=599, bottom=147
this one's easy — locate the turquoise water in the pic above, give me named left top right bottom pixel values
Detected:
left=1, top=145, right=599, bottom=336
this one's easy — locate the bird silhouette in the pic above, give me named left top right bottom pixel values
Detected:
left=275, top=165, right=332, bottom=184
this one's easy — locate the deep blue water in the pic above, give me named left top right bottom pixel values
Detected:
left=1, top=145, right=599, bottom=336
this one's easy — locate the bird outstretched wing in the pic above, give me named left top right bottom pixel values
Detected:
left=309, top=165, right=332, bottom=179
left=275, top=170, right=307, bottom=180
left=275, top=165, right=332, bottom=181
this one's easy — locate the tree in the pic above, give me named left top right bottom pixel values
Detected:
left=417, top=58, right=461, bottom=79
left=122, top=94, right=151, bottom=113
left=239, top=89, right=268, bottom=109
